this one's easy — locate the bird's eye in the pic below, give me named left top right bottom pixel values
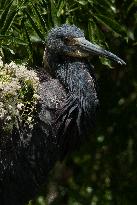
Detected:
left=64, top=37, right=71, bottom=45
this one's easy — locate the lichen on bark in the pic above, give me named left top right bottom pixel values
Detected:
left=0, top=56, right=40, bottom=135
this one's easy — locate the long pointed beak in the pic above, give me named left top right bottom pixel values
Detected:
left=74, top=37, right=126, bottom=65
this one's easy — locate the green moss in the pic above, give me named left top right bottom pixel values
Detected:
left=0, top=56, right=40, bottom=135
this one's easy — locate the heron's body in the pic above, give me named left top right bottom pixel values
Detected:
left=0, top=24, right=125, bottom=205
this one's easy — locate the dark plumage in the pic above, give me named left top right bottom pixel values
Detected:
left=0, top=24, right=125, bottom=205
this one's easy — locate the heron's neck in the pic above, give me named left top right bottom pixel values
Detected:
left=55, top=58, right=99, bottom=118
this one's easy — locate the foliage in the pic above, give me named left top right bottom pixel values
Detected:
left=0, top=0, right=127, bottom=65
left=0, top=0, right=137, bottom=205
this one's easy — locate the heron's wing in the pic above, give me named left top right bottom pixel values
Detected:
left=54, top=95, right=85, bottom=159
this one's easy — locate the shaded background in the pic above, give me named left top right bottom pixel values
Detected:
left=0, top=0, right=137, bottom=204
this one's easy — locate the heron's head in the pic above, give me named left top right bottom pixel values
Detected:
left=47, top=24, right=126, bottom=65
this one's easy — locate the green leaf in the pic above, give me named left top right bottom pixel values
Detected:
left=76, top=0, right=88, bottom=5
left=1, top=9, right=18, bottom=35
left=41, top=0, right=47, bottom=9
left=50, top=0, right=59, bottom=26
left=32, top=4, right=47, bottom=33
left=0, top=0, right=10, bottom=9
left=88, top=19, right=106, bottom=47
left=1, top=45, right=15, bottom=55
left=94, top=1, right=115, bottom=17
left=100, top=57, right=112, bottom=69
left=88, top=20, right=112, bottom=68
left=95, top=0, right=114, bottom=11
left=25, top=10, right=44, bottom=41
left=24, top=25, right=33, bottom=52
left=127, top=2, right=136, bottom=14
left=0, top=0, right=14, bottom=30
left=57, top=0, right=65, bottom=17
left=95, top=14, right=126, bottom=36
